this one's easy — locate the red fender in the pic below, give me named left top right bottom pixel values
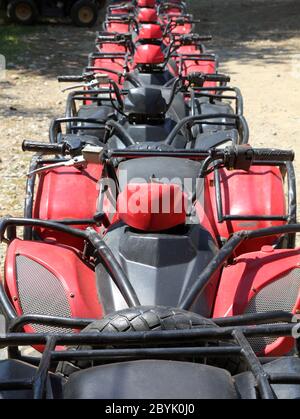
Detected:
left=196, top=167, right=286, bottom=255
left=93, top=56, right=125, bottom=84
left=4, top=239, right=103, bottom=338
left=137, top=0, right=156, bottom=7
left=180, top=57, right=217, bottom=88
left=138, top=8, right=158, bottom=23
left=134, top=44, right=165, bottom=65
left=97, top=43, right=127, bottom=53
left=137, top=24, right=163, bottom=40
left=213, top=247, right=300, bottom=356
left=106, top=22, right=130, bottom=33
left=33, top=163, right=102, bottom=250
left=171, top=22, right=193, bottom=35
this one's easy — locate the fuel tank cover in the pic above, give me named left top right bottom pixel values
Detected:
left=117, top=183, right=187, bottom=232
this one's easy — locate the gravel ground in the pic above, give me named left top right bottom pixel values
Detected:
left=0, top=1, right=299, bottom=252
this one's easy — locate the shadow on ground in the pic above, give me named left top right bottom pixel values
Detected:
left=189, top=0, right=300, bottom=65
left=0, top=5, right=108, bottom=78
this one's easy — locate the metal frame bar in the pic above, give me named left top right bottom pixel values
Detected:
left=0, top=321, right=298, bottom=399
left=88, top=51, right=129, bottom=70
left=213, top=160, right=297, bottom=247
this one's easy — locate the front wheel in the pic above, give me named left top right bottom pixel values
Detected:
left=7, top=0, right=38, bottom=25
left=70, top=0, right=98, bottom=27
left=58, top=306, right=218, bottom=376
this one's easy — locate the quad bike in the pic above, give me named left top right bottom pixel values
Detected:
left=56, top=72, right=246, bottom=144
left=16, top=140, right=297, bottom=315
left=91, top=31, right=216, bottom=86
left=3, top=0, right=104, bottom=27
left=0, top=146, right=299, bottom=399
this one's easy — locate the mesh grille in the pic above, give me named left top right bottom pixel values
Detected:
left=16, top=256, right=72, bottom=334
left=245, top=268, right=300, bottom=353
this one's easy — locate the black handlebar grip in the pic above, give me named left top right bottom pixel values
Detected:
left=107, top=15, right=129, bottom=22
left=252, top=148, right=295, bottom=162
left=181, top=34, right=212, bottom=42
left=197, top=35, right=213, bottom=41
left=97, top=36, right=117, bottom=42
left=22, top=141, right=65, bottom=155
left=205, top=73, right=231, bottom=83
left=57, top=75, right=84, bottom=83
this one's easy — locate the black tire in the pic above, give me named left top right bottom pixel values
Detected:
left=83, top=306, right=216, bottom=333
left=57, top=307, right=217, bottom=376
left=70, top=0, right=98, bottom=27
left=7, top=0, right=37, bottom=25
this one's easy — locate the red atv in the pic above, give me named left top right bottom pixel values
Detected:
left=0, top=145, right=299, bottom=398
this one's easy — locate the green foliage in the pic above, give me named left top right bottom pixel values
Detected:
left=0, top=25, right=36, bottom=60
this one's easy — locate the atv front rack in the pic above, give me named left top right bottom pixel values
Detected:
left=0, top=317, right=299, bottom=399
left=64, top=85, right=244, bottom=121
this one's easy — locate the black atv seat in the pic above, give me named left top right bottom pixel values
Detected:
left=194, top=128, right=239, bottom=151
left=124, top=87, right=167, bottom=117
left=77, top=104, right=115, bottom=141
left=77, top=104, right=115, bottom=121
left=64, top=360, right=238, bottom=399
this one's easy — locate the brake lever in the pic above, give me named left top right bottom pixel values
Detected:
left=61, top=83, right=87, bottom=92
left=61, top=76, right=111, bottom=93
left=27, top=155, right=87, bottom=177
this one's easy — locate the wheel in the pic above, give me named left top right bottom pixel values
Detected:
left=7, top=0, right=37, bottom=25
left=83, top=306, right=216, bottom=333
left=70, top=0, right=98, bottom=27
left=58, top=306, right=217, bottom=376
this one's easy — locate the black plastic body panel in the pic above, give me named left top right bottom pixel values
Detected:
left=235, top=357, right=300, bottom=399
left=96, top=223, right=219, bottom=316
left=64, top=360, right=238, bottom=399
left=0, top=359, right=63, bottom=399
left=125, top=69, right=175, bottom=87
left=117, top=156, right=202, bottom=196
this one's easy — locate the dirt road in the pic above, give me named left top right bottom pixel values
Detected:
left=0, top=0, right=299, bottom=235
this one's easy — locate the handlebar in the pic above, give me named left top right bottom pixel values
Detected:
left=106, top=145, right=295, bottom=169
left=246, top=148, right=295, bottom=163
left=173, top=17, right=201, bottom=25
left=57, top=75, right=85, bottom=83
left=179, top=34, right=213, bottom=43
left=211, top=146, right=294, bottom=173
left=22, top=139, right=295, bottom=173
left=187, top=72, right=231, bottom=85
left=97, top=32, right=132, bottom=43
left=22, top=141, right=66, bottom=155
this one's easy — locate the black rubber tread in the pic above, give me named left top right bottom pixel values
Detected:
left=57, top=307, right=217, bottom=376
left=82, top=306, right=217, bottom=334
left=7, top=0, right=37, bottom=24
left=70, top=0, right=98, bottom=28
